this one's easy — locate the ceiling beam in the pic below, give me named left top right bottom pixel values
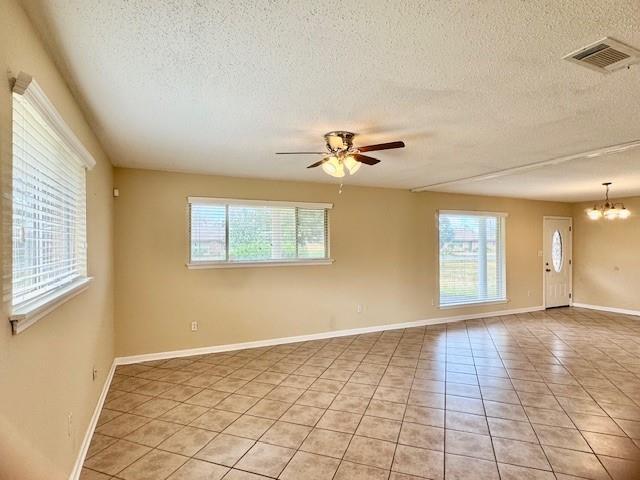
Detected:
left=410, top=139, right=640, bottom=193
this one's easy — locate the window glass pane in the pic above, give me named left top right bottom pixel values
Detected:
left=190, top=204, right=226, bottom=261
left=12, top=92, right=87, bottom=306
left=552, top=230, right=563, bottom=272
left=228, top=205, right=296, bottom=261
left=189, top=201, right=329, bottom=264
left=297, top=209, right=327, bottom=259
left=439, top=213, right=505, bottom=306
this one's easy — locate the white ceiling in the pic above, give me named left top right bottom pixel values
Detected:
left=21, top=0, right=640, bottom=200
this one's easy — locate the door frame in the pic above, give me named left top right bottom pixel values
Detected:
left=542, top=216, right=573, bottom=309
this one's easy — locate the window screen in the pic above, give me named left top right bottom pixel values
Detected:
left=438, top=212, right=506, bottom=306
left=189, top=198, right=330, bottom=265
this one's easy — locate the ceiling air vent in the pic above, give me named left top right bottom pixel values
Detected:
left=564, top=37, right=640, bottom=73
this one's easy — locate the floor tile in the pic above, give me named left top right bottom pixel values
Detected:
left=533, top=424, right=591, bottom=452
left=356, top=415, right=402, bottom=442
left=259, top=421, right=312, bottom=449
left=157, top=426, right=217, bottom=456
left=223, top=415, right=274, bottom=439
left=392, top=444, right=444, bottom=479
left=316, top=409, right=362, bottom=433
left=191, top=409, right=240, bottom=432
left=84, top=440, right=151, bottom=475
left=543, top=445, right=611, bottom=480
left=497, top=463, right=556, bottom=480
left=234, top=442, right=295, bottom=477
left=445, top=410, right=488, bottom=434
left=95, top=414, right=150, bottom=438
left=194, top=433, right=255, bottom=466
left=329, top=394, right=369, bottom=414
left=86, top=433, right=118, bottom=459
left=366, top=400, right=407, bottom=421
left=492, top=437, right=550, bottom=470
left=279, top=404, right=325, bottom=426
left=445, top=453, right=499, bottom=480
left=445, top=429, right=494, bottom=460
left=125, top=419, right=183, bottom=447
left=487, top=417, right=537, bottom=442
left=246, top=399, right=291, bottom=419
left=333, top=460, right=390, bottom=480
left=344, top=435, right=396, bottom=469
left=569, top=413, right=626, bottom=436
left=279, top=451, right=340, bottom=480
left=598, top=455, right=640, bottom=480
left=118, top=450, right=187, bottom=480
left=398, top=422, right=443, bottom=451
left=300, top=428, right=352, bottom=458
left=582, top=431, right=640, bottom=460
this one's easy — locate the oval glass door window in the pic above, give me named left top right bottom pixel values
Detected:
left=552, top=230, right=563, bottom=272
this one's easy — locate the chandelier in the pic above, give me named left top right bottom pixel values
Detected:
left=587, top=182, right=630, bottom=220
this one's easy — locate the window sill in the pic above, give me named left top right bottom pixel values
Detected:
left=187, top=259, right=335, bottom=269
left=439, top=299, right=509, bottom=310
left=9, top=277, right=93, bottom=335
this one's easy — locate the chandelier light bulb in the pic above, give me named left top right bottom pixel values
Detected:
left=618, top=207, right=631, bottom=219
left=587, top=208, right=602, bottom=220
left=604, top=207, right=619, bottom=220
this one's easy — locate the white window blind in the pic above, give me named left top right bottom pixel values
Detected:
left=188, top=198, right=332, bottom=266
left=438, top=211, right=506, bottom=307
left=10, top=73, right=93, bottom=316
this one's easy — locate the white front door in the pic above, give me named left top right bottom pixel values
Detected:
left=544, top=217, right=572, bottom=308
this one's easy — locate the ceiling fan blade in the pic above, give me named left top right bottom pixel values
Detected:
left=307, top=158, right=329, bottom=168
left=275, top=151, right=326, bottom=155
left=358, top=141, right=405, bottom=153
left=353, top=154, right=380, bottom=165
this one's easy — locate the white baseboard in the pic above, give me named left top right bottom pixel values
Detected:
left=69, top=360, right=116, bottom=480
left=572, top=303, right=640, bottom=317
left=115, top=305, right=544, bottom=365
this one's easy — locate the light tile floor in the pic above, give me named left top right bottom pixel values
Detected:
left=81, top=307, right=640, bottom=480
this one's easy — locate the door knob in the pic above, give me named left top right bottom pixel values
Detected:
left=545, top=268, right=551, bottom=272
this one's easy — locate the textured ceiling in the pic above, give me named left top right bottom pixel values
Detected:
left=21, top=0, right=640, bottom=200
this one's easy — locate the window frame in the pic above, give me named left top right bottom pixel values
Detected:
left=436, top=209, right=508, bottom=309
left=186, top=197, right=333, bottom=269
left=7, top=73, right=95, bottom=334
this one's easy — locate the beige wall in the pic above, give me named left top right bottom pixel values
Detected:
left=573, top=196, right=640, bottom=311
left=114, top=167, right=571, bottom=357
left=0, top=1, right=115, bottom=479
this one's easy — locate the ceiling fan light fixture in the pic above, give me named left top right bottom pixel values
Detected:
left=321, top=156, right=345, bottom=178
left=343, top=155, right=361, bottom=175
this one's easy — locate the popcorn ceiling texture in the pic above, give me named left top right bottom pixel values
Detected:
left=19, top=0, right=640, bottom=199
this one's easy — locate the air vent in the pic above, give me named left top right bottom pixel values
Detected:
left=564, top=37, right=640, bottom=73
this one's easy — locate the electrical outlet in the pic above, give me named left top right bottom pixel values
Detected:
left=356, top=304, right=363, bottom=313
left=191, top=321, right=198, bottom=332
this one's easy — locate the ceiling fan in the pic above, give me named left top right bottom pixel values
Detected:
left=276, top=131, right=405, bottom=178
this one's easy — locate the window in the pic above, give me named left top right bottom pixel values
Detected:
left=9, top=73, right=94, bottom=333
left=188, top=197, right=332, bottom=267
left=438, top=211, right=506, bottom=307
